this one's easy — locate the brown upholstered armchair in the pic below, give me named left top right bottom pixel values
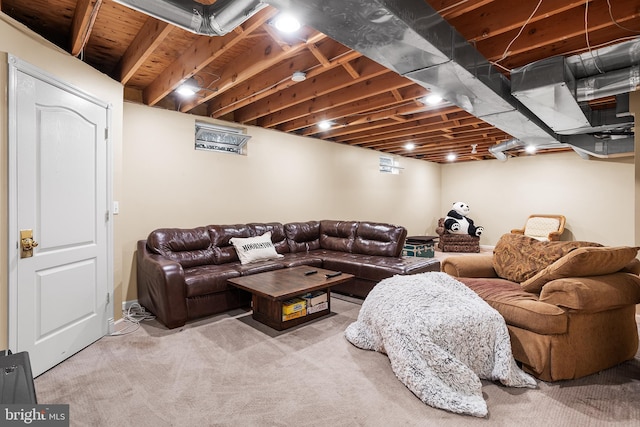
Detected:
left=511, top=214, right=566, bottom=241
left=435, top=218, right=480, bottom=253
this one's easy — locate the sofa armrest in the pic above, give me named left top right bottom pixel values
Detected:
left=539, top=272, right=640, bottom=313
left=136, top=240, right=188, bottom=328
left=441, top=255, right=498, bottom=278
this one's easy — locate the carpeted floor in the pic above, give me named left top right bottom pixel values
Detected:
left=34, top=296, right=640, bottom=427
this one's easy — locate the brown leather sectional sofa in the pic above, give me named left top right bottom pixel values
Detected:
left=137, top=220, right=440, bottom=328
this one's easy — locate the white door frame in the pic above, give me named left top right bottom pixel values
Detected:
left=6, top=54, right=114, bottom=351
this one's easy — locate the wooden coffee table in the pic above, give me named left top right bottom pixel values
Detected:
left=227, top=265, right=354, bottom=331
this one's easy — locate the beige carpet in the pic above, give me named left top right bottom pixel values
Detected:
left=34, top=297, right=640, bottom=427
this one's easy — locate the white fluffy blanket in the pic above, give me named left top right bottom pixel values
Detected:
left=344, top=272, right=536, bottom=417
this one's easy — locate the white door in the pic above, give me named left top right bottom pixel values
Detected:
left=8, top=56, right=113, bottom=377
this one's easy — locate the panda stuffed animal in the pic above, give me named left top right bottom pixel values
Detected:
left=444, top=201, right=484, bottom=237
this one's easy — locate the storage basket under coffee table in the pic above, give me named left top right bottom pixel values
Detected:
left=227, top=265, right=354, bottom=331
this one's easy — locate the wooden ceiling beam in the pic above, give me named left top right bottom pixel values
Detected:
left=476, top=0, right=640, bottom=64
left=115, top=17, right=173, bottom=84
left=237, top=58, right=388, bottom=124
left=450, top=0, right=587, bottom=43
left=503, top=25, right=640, bottom=71
left=306, top=43, right=331, bottom=67
left=143, top=7, right=277, bottom=106
left=342, top=121, right=487, bottom=149
left=355, top=121, right=496, bottom=149
left=267, top=73, right=417, bottom=131
left=182, top=31, right=326, bottom=112
left=208, top=50, right=362, bottom=118
left=335, top=110, right=475, bottom=144
left=70, top=0, right=102, bottom=56
left=179, top=32, right=317, bottom=112
left=322, top=106, right=464, bottom=139
left=430, top=0, right=495, bottom=19
left=299, top=91, right=428, bottom=137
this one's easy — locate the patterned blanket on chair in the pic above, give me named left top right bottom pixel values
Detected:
left=344, top=272, right=536, bottom=417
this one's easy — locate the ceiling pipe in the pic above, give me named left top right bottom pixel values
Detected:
left=113, top=0, right=268, bottom=36
left=576, top=64, right=640, bottom=102
left=566, top=38, right=640, bottom=78
left=487, top=138, right=523, bottom=162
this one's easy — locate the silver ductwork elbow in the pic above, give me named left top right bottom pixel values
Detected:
left=488, top=139, right=524, bottom=161
left=113, top=0, right=268, bottom=36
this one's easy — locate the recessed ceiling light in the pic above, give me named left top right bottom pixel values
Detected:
left=424, top=94, right=443, bottom=105
left=404, top=142, right=415, bottom=150
left=318, top=120, right=332, bottom=130
left=446, top=153, right=457, bottom=161
left=291, top=71, right=306, bottom=82
left=525, top=145, right=537, bottom=154
left=273, top=13, right=301, bottom=33
left=176, top=77, right=199, bottom=97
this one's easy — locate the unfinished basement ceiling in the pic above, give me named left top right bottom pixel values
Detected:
left=2, top=0, right=639, bottom=163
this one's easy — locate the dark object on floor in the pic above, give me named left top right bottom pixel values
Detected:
left=0, top=350, right=37, bottom=404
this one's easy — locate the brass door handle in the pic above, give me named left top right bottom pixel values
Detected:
left=20, top=229, right=38, bottom=258
left=21, top=237, right=39, bottom=251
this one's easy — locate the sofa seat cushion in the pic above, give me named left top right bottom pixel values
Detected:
left=184, top=265, right=241, bottom=297
left=318, top=251, right=439, bottom=281
left=235, top=261, right=285, bottom=276
left=278, top=252, right=323, bottom=268
left=458, top=277, right=568, bottom=335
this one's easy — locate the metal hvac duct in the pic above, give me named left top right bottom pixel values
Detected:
left=511, top=39, right=639, bottom=135
left=264, top=0, right=559, bottom=151
left=264, top=0, right=637, bottom=160
left=113, top=0, right=268, bottom=36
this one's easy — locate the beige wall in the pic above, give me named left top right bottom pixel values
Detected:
left=0, top=14, right=124, bottom=347
left=120, top=102, right=442, bottom=302
left=441, top=152, right=635, bottom=246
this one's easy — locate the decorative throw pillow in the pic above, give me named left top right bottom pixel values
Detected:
left=492, top=233, right=602, bottom=283
left=229, top=231, right=284, bottom=265
left=521, top=246, right=639, bottom=293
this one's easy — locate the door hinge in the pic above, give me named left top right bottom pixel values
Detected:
left=106, top=292, right=110, bottom=304
left=104, top=128, right=108, bottom=140
left=105, top=210, right=110, bottom=221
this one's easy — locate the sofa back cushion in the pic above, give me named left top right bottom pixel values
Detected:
left=207, top=224, right=253, bottom=264
left=319, top=220, right=357, bottom=253
left=521, top=246, right=640, bottom=293
left=493, top=233, right=601, bottom=283
left=147, top=227, right=214, bottom=268
left=248, top=222, right=289, bottom=254
left=352, top=221, right=407, bottom=257
left=285, top=221, right=321, bottom=253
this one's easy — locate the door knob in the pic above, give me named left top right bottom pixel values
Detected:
left=20, top=229, right=38, bottom=258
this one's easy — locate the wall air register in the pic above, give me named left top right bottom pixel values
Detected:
left=195, top=121, right=251, bottom=155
